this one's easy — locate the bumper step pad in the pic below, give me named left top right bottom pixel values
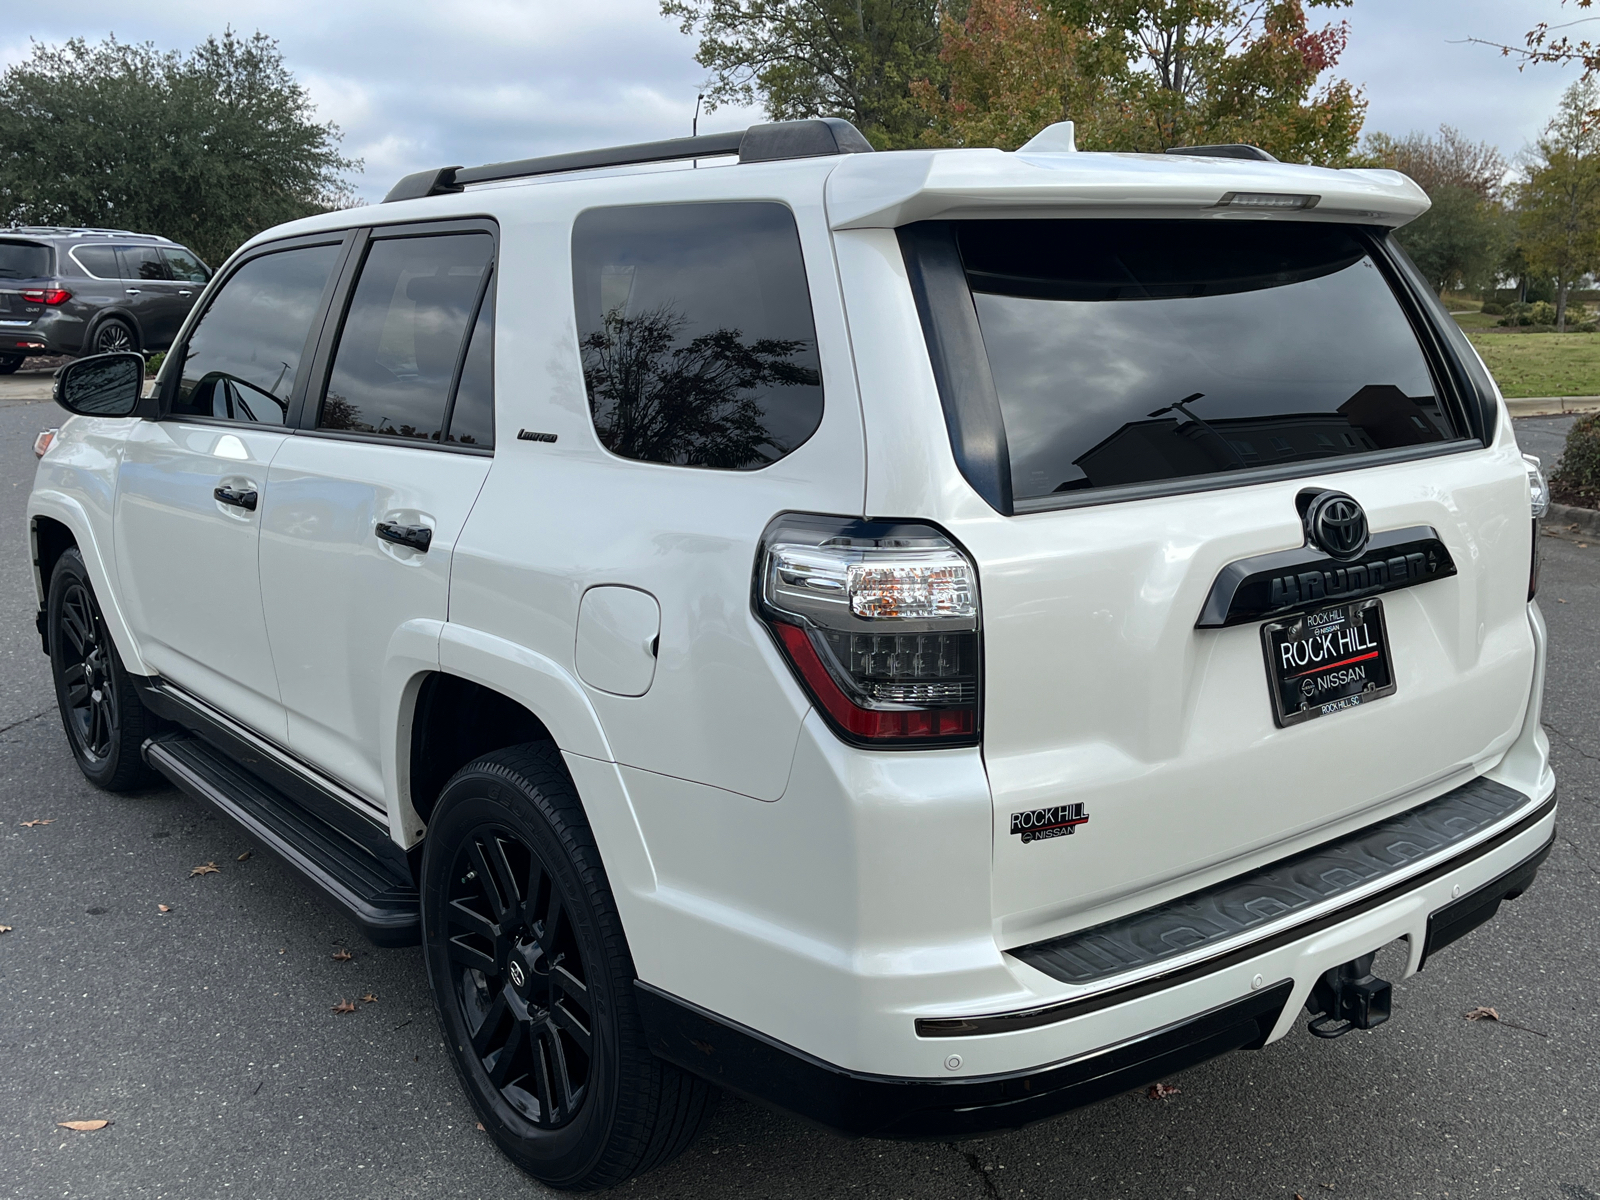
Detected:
left=143, top=734, right=419, bottom=946
left=1013, top=776, right=1539, bottom=989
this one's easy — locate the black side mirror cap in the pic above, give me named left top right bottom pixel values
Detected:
left=54, top=352, right=146, bottom=418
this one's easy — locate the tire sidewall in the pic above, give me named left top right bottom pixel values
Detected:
left=420, top=763, right=623, bottom=1188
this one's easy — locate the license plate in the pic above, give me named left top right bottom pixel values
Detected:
left=1261, top=598, right=1395, bottom=727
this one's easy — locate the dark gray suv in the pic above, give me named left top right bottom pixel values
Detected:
left=0, top=227, right=211, bottom=373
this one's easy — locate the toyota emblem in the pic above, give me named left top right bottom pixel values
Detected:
left=508, top=960, right=526, bottom=989
left=1304, top=491, right=1369, bottom=560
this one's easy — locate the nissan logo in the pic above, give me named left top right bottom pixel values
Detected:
left=1304, top=491, right=1369, bottom=559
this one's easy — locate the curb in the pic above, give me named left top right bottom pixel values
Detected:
left=1544, top=503, right=1600, bottom=538
left=1507, top=397, right=1600, bottom=416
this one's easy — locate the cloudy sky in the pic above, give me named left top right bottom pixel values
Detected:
left=1, top=0, right=1587, bottom=202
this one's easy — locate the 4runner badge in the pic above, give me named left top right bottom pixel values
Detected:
left=1010, top=803, right=1089, bottom=844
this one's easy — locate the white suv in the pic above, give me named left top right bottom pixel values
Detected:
left=28, top=118, right=1557, bottom=1189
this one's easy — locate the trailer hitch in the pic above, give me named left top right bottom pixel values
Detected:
left=1306, top=952, right=1392, bottom=1039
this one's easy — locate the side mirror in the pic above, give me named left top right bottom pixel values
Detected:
left=54, top=352, right=145, bottom=417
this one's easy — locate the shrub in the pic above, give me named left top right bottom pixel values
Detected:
left=1480, top=301, right=1505, bottom=315
left=144, top=350, right=165, bottom=377
left=1577, top=322, right=1598, bottom=334
left=1531, top=301, right=1558, bottom=326
left=1549, top=413, right=1600, bottom=510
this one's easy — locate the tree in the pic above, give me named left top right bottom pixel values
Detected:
left=1362, top=126, right=1509, bottom=297
left=0, top=31, right=358, bottom=267
left=1516, top=80, right=1600, bottom=331
left=661, top=0, right=946, bottom=149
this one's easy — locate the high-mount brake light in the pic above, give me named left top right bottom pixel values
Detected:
left=756, top=514, right=982, bottom=748
left=20, top=288, right=71, bottom=305
left=1525, top=453, right=1549, bottom=600
left=1217, top=192, right=1320, bottom=210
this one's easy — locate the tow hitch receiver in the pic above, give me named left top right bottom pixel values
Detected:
left=1306, top=952, right=1392, bottom=1039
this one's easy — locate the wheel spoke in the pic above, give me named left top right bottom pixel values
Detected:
left=469, top=992, right=508, bottom=1056
left=537, top=888, right=564, bottom=955
left=486, top=836, right=522, bottom=911
left=60, top=605, right=88, bottom=654
left=550, top=998, right=592, bottom=1055
left=447, top=936, right=496, bottom=974
left=67, top=681, right=90, bottom=708
left=447, top=897, right=499, bottom=943
left=541, top=1021, right=578, bottom=1114
left=551, top=962, right=588, bottom=1007
left=486, top=1018, right=525, bottom=1086
left=468, top=840, right=510, bottom=924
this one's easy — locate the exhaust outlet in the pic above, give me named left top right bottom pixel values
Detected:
left=1306, top=952, right=1392, bottom=1039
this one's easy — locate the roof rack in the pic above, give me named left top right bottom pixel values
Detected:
left=1163, top=144, right=1278, bottom=163
left=383, top=118, right=874, bottom=203
left=3, top=225, right=173, bottom=242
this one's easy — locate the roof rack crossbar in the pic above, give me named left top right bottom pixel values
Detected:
left=383, top=118, right=873, bottom=203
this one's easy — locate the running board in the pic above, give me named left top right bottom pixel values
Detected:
left=142, top=734, right=420, bottom=946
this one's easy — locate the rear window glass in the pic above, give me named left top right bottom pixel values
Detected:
left=0, top=241, right=51, bottom=279
left=71, top=246, right=120, bottom=278
left=571, top=202, right=823, bottom=471
left=958, top=220, right=1460, bottom=502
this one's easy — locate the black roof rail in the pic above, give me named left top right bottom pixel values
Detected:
left=1163, top=144, right=1278, bottom=163
left=383, top=118, right=873, bottom=203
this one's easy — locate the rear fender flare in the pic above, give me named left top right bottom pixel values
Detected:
left=27, top=492, right=149, bottom=676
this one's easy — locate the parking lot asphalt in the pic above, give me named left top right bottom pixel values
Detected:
left=2, top=397, right=1597, bottom=1200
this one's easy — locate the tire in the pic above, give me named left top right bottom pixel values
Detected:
left=91, top=318, right=137, bottom=355
left=47, top=548, right=157, bottom=791
left=420, top=743, right=717, bottom=1190
left=0, top=353, right=22, bottom=375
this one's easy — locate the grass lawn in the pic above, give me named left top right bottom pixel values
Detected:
left=1463, top=330, right=1600, bottom=398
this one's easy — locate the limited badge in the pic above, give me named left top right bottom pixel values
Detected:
left=1010, top=803, right=1089, bottom=844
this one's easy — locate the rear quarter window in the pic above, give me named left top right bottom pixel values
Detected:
left=570, top=201, right=824, bottom=471
left=943, top=219, right=1467, bottom=507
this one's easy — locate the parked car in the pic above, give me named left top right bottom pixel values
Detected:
left=0, top=226, right=211, bottom=372
left=28, top=120, right=1557, bottom=1190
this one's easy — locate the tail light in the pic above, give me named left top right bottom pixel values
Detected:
left=21, top=288, right=71, bottom=306
left=1525, top=453, right=1548, bottom=601
left=755, top=514, right=982, bottom=748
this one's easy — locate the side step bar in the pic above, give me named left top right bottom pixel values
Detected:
left=143, top=734, right=420, bottom=946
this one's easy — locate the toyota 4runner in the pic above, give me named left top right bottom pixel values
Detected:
left=27, top=118, right=1557, bottom=1190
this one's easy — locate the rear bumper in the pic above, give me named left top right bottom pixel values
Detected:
left=640, top=811, right=1554, bottom=1138
left=0, top=308, right=82, bottom=355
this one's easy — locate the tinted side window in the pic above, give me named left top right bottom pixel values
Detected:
left=72, top=245, right=120, bottom=279
left=162, top=247, right=210, bottom=282
left=445, top=276, right=494, bottom=448
left=0, top=241, right=51, bottom=279
left=172, top=242, right=342, bottom=425
left=118, top=245, right=170, bottom=281
left=571, top=202, right=823, bottom=470
left=318, top=233, right=493, bottom=444
left=957, top=220, right=1457, bottom=502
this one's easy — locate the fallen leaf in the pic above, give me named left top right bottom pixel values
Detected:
left=1146, top=1082, right=1181, bottom=1101
left=1580, top=543, right=1591, bottom=549
left=236, top=851, right=252, bottom=862
left=332, top=999, right=357, bottom=1015
left=0, top=925, right=12, bottom=935
left=361, top=992, right=378, bottom=1004
left=476, top=1123, right=485, bottom=1131
left=56, top=1120, right=109, bottom=1132
left=19, top=818, right=53, bottom=828
left=1466, top=1005, right=1500, bottom=1022
left=157, top=904, right=172, bottom=914
left=189, top=862, right=219, bottom=877
left=1558, top=598, right=1569, bottom=603
left=332, top=949, right=353, bottom=962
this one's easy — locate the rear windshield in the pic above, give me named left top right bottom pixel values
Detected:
left=958, top=220, right=1462, bottom=502
left=0, top=241, right=52, bottom=279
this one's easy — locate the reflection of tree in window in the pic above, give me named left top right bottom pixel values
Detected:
left=581, top=304, right=820, bottom=470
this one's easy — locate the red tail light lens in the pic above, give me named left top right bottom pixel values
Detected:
left=756, top=514, right=982, bottom=748
left=21, top=288, right=71, bottom=305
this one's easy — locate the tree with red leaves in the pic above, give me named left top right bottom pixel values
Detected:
left=916, top=0, right=1366, bottom=163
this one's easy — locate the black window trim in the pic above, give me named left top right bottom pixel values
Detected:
left=296, top=217, right=500, bottom=455
left=899, top=218, right=1494, bottom=517
left=152, top=229, right=358, bottom=426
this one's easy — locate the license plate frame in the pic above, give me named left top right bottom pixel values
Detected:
left=1260, top=597, right=1396, bottom=728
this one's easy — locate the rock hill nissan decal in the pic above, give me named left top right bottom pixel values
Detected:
left=1010, top=803, right=1090, bottom=844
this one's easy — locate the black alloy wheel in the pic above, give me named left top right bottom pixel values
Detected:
left=422, top=744, right=716, bottom=1189
left=446, top=817, right=595, bottom=1128
left=92, top=319, right=136, bottom=354
left=47, top=548, right=155, bottom=790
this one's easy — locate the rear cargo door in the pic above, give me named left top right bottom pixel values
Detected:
left=909, top=218, right=1538, bottom=944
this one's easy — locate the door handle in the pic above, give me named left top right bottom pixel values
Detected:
left=375, top=522, right=432, bottom=552
left=213, top=485, right=258, bottom=511
left=125, top=288, right=141, bottom=295
left=179, top=290, right=193, bottom=296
